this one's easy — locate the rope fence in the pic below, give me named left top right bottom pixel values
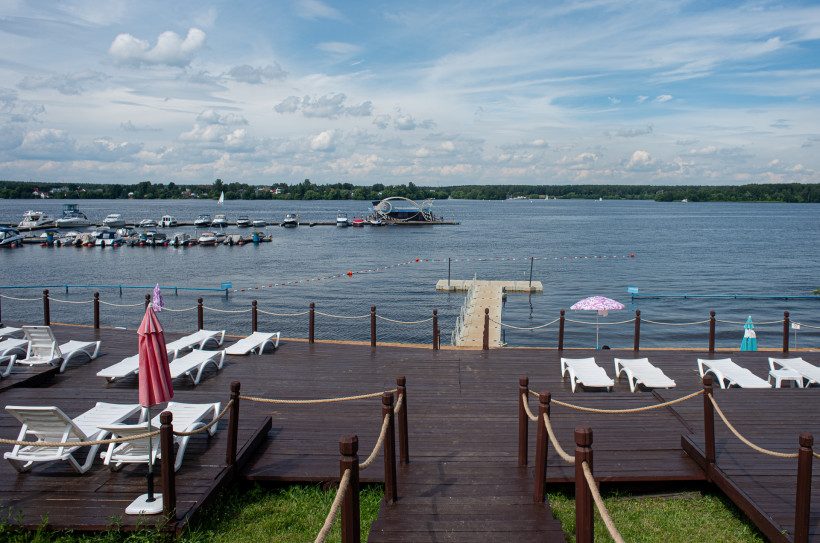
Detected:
left=582, top=460, right=626, bottom=543
left=530, top=388, right=704, bottom=414
left=239, top=389, right=396, bottom=405
left=314, top=468, right=351, bottom=543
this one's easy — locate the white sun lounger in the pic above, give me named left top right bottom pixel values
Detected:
left=17, top=326, right=101, bottom=373
left=225, top=332, right=280, bottom=355
left=168, top=349, right=225, bottom=385
left=0, top=327, right=23, bottom=339
left=1, top=355, right=17, bottom=379
left=561, top=357, right=614, bottom=392
left=697, top=358, right=771, bottom=389
left=0, top=338, right=28, bottom=363
left=96, top=354, right=140, bottom=382
left=3, top=402, right=142, bottom=473
left=769, top=357, right=820, bottom=387
left=164, top=329, right=225, bottom=359
left=614, top=358, right=677, bottom=393
left=100, top=401, right=221, bottom=472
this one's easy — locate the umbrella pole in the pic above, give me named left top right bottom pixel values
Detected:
left=596, top=315, right=599, bottom=349
left=146, top=406, right=155, bottom=502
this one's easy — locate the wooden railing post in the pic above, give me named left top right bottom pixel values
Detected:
left=160, top=411, right=176, bottom=519
left=574, top=426, right=594, bottom=543
left=558, top=309, right=565, bottom=350
left=483, top=308, right=489, bottom=350
left=783, top=311, right=790, bottom=354
left=397, top=376, right=409, bottom=464
left=794, top=432, right=813, bottom=543
left=145, top=293, right=150, bottom=311
left=703, top=375, right=715, bottom=478
left=309, top=302, right=315, bottom=343
left=197, top=298, right=204, bottom=330
left=708, top=310, right=716, bottom=353
left=93, top=292, right=100, bottom=329
left=633, top=309, right=641, bottom=351
left=432, top=309, right=438, bottom=350
left=42, top=289, right=50, bottom=326
left=518, top=376, right=529, bottom=467
left=382, top=392, right=397, bottom=503
left=371, top=305, right=377, bottom=348
left=252, top=300, right=258, bottom=332
left=533, top=391, right=550, bottom=502
left=339, top=434, right=360, bottom=543
left=226, top=381, right=241, bottom=466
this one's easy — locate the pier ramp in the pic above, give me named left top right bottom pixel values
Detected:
left=436, top=280, right=542, bottom=347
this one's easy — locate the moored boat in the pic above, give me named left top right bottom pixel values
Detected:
left=198, top=231, right=223, bottom=245
left=139, top=218, right=158, bottom=228
left=336, top=212, right=351, bottom=227
left=0, top=226, right=24, bottom=247
left=171, top=232, right=196, bottom=246
left=252, top=219, right=267, bottom=228
left=17, top=210, right=56, bottom=230
left=159, top=215, right=178, bottom=227
left=211, top=214, right=228, bottom=228
left=194, top=214, right=211, bottom=228
left=371, top=196, right=442, bottom=223
left=351, top=216, right=365, bottom=227
left=95, top=230, right=123, bottom=247
left=282, top=213, right=299, bottom=228
left=236, top=216, right=252, bottom=227
left=55, top=204, right=91, bottom=228
left=103, top=214, right=126, bottom=228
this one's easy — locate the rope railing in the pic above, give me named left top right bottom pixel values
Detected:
left=640, top=318, right=710, bottom=326
left=794, top=321, right=820, bottom=330
left=98, top=301, right=145, bottom=308
left=708, top=394, right=802, bottom=459
left=0, top=294, right=41, bottom=302
left=564, top=317, right=636, bottom=326
left=544, top=412, right=575, bottom=464
left=256, top=309, right=310, bottom=317
left=530, top=388, right=704, bottom=414
left=239, top=389, right=396, bottom=405
left=202, top=306, right=252, bottom=314
left=359, top=411, right=391, bottom=471
left=375, top=315, right=434, bottom=325
left=161, top=305, right=198, bottom=313
left=582, top=460, right=626, bottom=543
left=491, top=317, right=561, bottom=331
left=314, top=468, right=351, bottom=543
left=716, top=318, right=784, bottom=326
left=47, top=298, right=94, bottom=305
left=314, top=311, right=370, bottom=320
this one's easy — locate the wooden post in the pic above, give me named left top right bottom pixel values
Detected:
left=633, top=309, right=641, bottom=351
left=371, top=305, right=377, bottom=348
left=339, top=434, right=360, bottom=543
left=483, top=308, right=489, bottom=350
left=518, top=376, right=529, bottom=467
left=93, top=292, right=100, bottom=329
left=226, top=381, right=241, bottom=466
left=432, top=309, right=438, bottom=350
left=708, top=311, right=716, bottom=353
left=533, top=391, right=550, bottom=502
left=309, top=302, right=315, bottom=343
left=397, top=376, right=409, bottom=464
left=145, top=293, right=150, bottom=311
left=197, top=298, right=204, bottom=330
left=382, top=392, right=397, bottom=503
left=574, top=426, right=594, bottom=543
left=794, top=432, right=813, bottom=543
left=783, top=311, right=790, bottom=354
left=43, top=289, right=50, bottom=326
left=703, top=375, right=715, bottom=478
left=252, top=300, right=258, bottom=332
left=160, top=411, right=176, bottom=519
left=558, top=309, right=565, bottom=350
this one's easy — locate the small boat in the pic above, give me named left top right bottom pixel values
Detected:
left=252, top=219, right=267, bottom=228
left=351, top=216, right=365, bottom=227
left=236, top=216, right=252, bottom=227
left=17, top=210, right=56, bottom=230
left=159, top=215, right=178, bottom=227
left=198, top=231, right=223, bottom=246
left=95, top=230, right=123, bottom=247
left=117, top=226, right=137, bottom=239
left=55, top=204, right=90, bottom=228
left=139, top=218, right=158, bottom=228
left=282, top=213, right=299, bottom=228
left=336, top=212, right=351, bottom=227
left=171, top=232, right=196, bottom=246
left=0, top=226, right=24, bottom=247
left=147, top=232, right=169, bottom=246
left=369, top=217, right=384, bottom=226
left=211, top=214, right=228, bottom=228
left=194, top=214, right=211, bottom=228
left=218, top=191, right=225, bottom=204
left=103, top=214, right=126, bottom=228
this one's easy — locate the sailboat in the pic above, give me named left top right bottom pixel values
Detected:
left=218, top=192, right=224, bottom=205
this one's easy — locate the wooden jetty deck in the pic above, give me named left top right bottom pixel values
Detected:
left=0, top=322, right=818, bottom=541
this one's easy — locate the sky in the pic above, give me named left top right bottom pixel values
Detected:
left=1, top=0, right=820, bottom=187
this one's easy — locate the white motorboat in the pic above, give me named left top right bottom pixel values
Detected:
left=0, top=226, right=24, bottom=247
left=159, top=215, right=178, bottom=227
left=282, top=213, right=299, bottom=228
left=336, top=212, right=351, bottom=227
left=211, top=214, right=228, bottom=228
left=236, top=216, right=252, bottom=227
left=194, top=214, right=211, bottom=228
left=103, top=214, right=126, bottom=228
left=198, top=231, right=223, bottom=246
left=55, top=204, right=91, bottom=228
left=139, top=218, right=158, bottom=228
left=17, top=210, right=56, bottom=230
left=252, top=219, right=267, bottom=228
left=369, top=217, right=384, bottom=226
left=171, top=232, right=196, bottom=246
left=117, top=226, right=137, bottom=239
left=95, top=231, right=123, bottom=247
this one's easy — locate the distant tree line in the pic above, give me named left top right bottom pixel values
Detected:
left=1, top=179, right=818, bottom=203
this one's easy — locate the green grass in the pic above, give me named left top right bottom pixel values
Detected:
left=0, top=484, right=767, bottom=543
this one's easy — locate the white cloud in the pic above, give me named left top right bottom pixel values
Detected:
left=608, top=124, right=653, bottom=138
left=109, top=28, right=206, bottom=67
left=655, top=94, right=674, bottom=103
left=625, top=150, right=654, bottom=171
left=227, top=64, right=287, bottom=84
left=317, top=42, right=362, bottom=57
left=274, top=94, right=373, bottom=119
left=310, top=129, right=341, bottom=152
left=608, top=97, right=621, bottom=105
left=394, top=114, right=436, bottom=131
left=294, top=0, right=343, bottom=20
left=18, top=71, right=107, bottom=95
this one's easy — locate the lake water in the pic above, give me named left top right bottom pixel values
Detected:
left=0, top=198, right=818, bottom=350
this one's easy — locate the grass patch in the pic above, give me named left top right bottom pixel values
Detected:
left=547, top=486, right=767, bottom=543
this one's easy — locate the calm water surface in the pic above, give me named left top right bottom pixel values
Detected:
left=0, top=198, right=817, bottom=350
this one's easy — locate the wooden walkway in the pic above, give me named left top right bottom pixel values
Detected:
left=0, top=322, right=818, bottom=541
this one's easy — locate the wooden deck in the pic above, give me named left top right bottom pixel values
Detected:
left=0, top=322, right=818, bottom=541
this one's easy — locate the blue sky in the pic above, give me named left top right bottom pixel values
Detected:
left=1, top=0, right=819, bottom=186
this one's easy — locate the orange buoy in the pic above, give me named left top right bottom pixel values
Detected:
left=415, top=257, right=419, bottom=262
left=347, top=271, right=353, bottom=276
left=631, top=253, right=634, bottom=258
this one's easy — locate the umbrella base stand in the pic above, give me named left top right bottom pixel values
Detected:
left=126, top=494, right=164, bottom=515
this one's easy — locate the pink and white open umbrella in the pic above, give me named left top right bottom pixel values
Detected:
left=570, top=296, right=625, bottom=349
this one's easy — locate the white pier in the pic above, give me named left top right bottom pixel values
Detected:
left=436, top=280, right=543, bottom=348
